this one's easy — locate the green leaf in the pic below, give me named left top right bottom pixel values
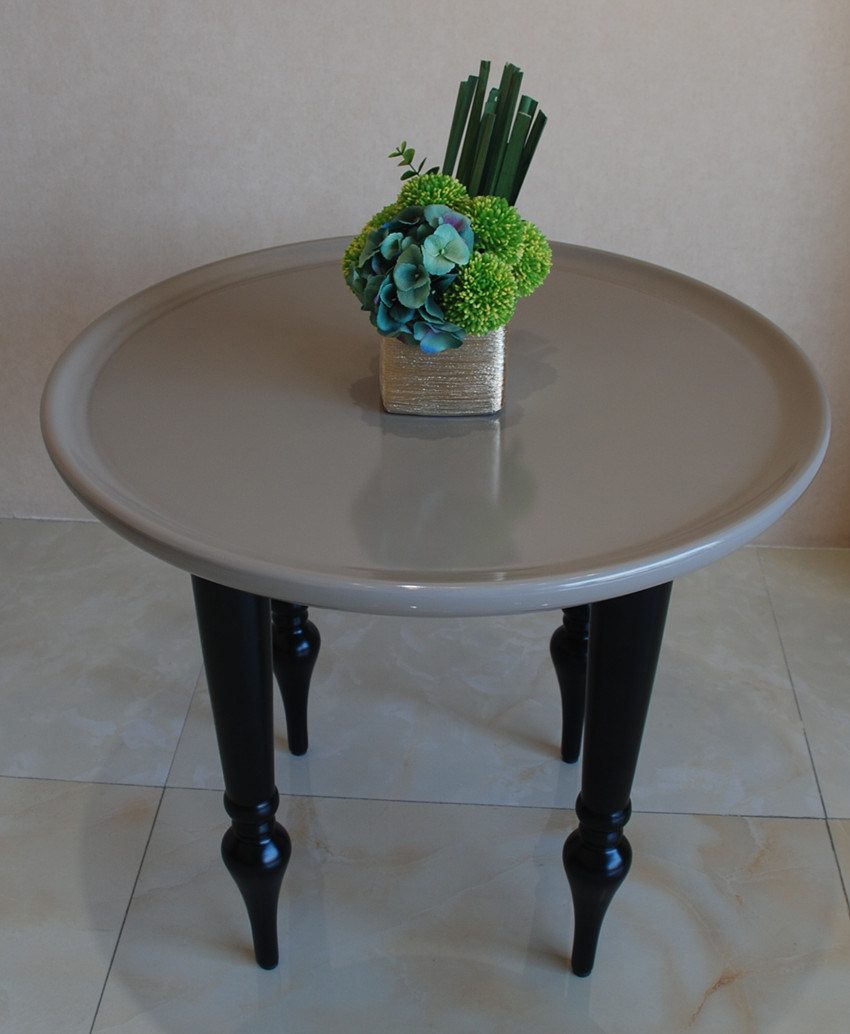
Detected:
left=400, top=169, right=417, bottom=180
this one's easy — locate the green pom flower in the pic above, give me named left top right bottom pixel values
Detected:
left=371, top=200, right=406, bottom=227
left=469, top=195, right=525, bottom=264
left=342, top=227, right=370, bottom=280
left=442, top=252, right=518, bottom=335
left=513, top=221, right=553, bottom=298
left=398, top=174, right=473, bottom=214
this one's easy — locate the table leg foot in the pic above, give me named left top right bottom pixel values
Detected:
left=550, top=605, right=590, bottom=763
left=271, top=602, right=320, bottom=756
left=222, top=792, right=291, bottom=970
left=192, top=576, right=288, bottom=968
left=564, top=582, right=672, bottom=976
left=563, top=801, right=632, bottom=977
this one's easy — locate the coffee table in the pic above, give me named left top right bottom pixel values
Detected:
left=41, top=237, right=829, bottom=975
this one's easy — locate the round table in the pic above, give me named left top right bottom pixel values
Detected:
left=41, top=238, right=829, bottom=975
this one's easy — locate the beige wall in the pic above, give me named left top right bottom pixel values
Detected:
left=4, top=1, right=848, bottom=543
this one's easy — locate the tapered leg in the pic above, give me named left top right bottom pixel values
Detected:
left=550, top=604, right=591, bottom=763
left=192, top=576, right=290, bottom=969
left=271, top=601, right=320, bottom=756
left=562, top=582, right=672, bottom=976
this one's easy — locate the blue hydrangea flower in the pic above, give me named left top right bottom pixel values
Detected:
left=422, top=224, right=470, bottom=276
left=345, top=202, right=476, bottom=352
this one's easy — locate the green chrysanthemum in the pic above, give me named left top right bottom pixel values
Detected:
left=442, top=252, right=518, bottom=335
left=469, top=195, right=525, bottom=264
left=398, top=174, right=473, bottom=215
left=513, top=221, right=553, bottom=298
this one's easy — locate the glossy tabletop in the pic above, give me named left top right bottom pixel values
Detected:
left=41, top=238, right=829, bottom=616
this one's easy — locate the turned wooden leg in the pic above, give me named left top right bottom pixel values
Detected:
left=271, top=601, right=320, bottom=756
left=191, top=576, right=290, bottom=969
left=550, top=604, right=591, bottom=763
left=562, top=582, right=672, bottom=976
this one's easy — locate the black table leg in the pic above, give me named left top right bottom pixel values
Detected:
left=561, top=581, right=672, bottom=976
left=191, top=576, right=291, bottom=969
left=550, top=604, right=591, bottom=763
left=271, top=601, right=320, bottom=756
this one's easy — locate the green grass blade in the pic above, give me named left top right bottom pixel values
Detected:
left=481, top=63, right=523, bottom=195
left=465, top=88, right=499, bottom=192
left=518, top=94, right=538, bottom=120
left=456, top=60, right=491, bottom=187
left=466, top=111, right=495, bottom=196
left=445, top=61, right=545, bottom=199
left=510, top=110, right=547, bottom=204
left=442, top=76, right=476, bottom=177
left=494, top=109, right=531, bottom=200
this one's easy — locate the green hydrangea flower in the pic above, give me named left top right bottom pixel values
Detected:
left=398, top=174, right=473, bottom=215
left=469, top=195, right=525, bottom=264
left=442, top=252, right=518, bottom=335
left=342, top=201, right=405, bottom=279
left=513, top=221, right=553, bottom=298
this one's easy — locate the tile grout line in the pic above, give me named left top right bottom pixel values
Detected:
left=161, top=658, right=207, bottom=785
left=2, top=770, right=840, bottom=824
left=88, top=784, right=168, bottom=1034
left=88, top=661, right=204, bottom=1032
left=756, top=546, right=850, bottom=916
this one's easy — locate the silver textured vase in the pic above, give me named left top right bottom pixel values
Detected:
left=378, top=326, right=506, bottom=416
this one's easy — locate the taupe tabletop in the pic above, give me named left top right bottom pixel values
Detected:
left=41, top=238, right=830, bottom=616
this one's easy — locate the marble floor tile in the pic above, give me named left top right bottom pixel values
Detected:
left=0, top=519, right=202, bottom=784
left=636, top=548, right=821, bottom=816
left=759, top=548, right=850, bottom=818
left=168, top=607, right=581, bottom=808
left=170, top=549, right=819, bottom=818
left=4, top=523, right=850, bottom=1031
left=0, top=776, right=161, bottom=1034
left=93, top=789, right=850, bottom=1033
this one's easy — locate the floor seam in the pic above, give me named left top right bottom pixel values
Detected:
left=88, top=784, right=168, bottom=1034
left=756, top=546, right=850, bottom=916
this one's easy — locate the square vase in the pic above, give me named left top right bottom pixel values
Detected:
left=378, top=327, right=506, bottom=416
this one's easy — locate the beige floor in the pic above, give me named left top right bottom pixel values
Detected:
left=2, top=518, right=850, bottom=1033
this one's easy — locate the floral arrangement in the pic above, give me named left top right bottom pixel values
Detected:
left=343, top=61, right=552, bottom=354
